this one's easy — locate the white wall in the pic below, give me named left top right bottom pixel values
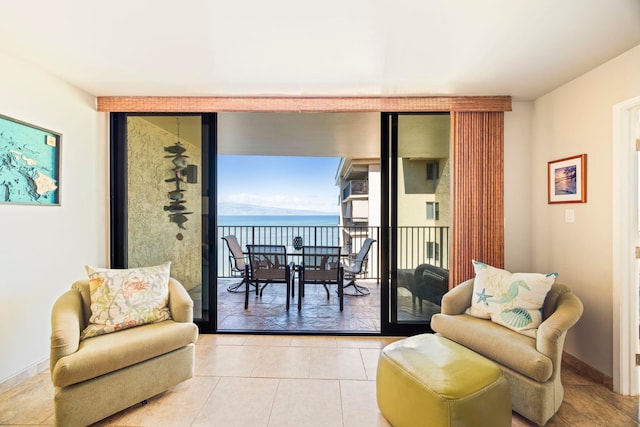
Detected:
left=504, top=102, right=533, bottom=272
left=0, top=52, right=107, bottom=383
left=531, top=44, right=640, bottom=376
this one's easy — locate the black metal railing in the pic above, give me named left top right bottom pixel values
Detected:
left=396, top=226, right=449, bottom=269
left=217, top=225, right=449, bottom=278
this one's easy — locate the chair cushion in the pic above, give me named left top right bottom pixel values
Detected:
left=466, top=260, right=557, bottom=336
left=431, top=312, right=553, bottom=382
left=52, top=319, right=198, bottom=388
left=81, top=262, right=172, bottom=339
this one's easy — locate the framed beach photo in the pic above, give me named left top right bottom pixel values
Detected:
left=547, top=154, right=587, bottom=204
left=0, top=114, right=61, bottom=205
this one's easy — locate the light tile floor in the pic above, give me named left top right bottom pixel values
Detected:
left=1, top=334, right=638, bottom=426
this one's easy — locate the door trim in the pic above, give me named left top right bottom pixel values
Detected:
left=612, top=96, right=640, bottom=395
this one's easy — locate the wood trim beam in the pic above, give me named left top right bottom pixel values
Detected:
left=96, top=96, right=511, bottom=113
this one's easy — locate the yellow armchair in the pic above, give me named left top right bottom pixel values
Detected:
left=50, top=278, right=198, bottom=427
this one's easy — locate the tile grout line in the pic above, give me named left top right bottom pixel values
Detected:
left=188, top=376, right=221, bottom=427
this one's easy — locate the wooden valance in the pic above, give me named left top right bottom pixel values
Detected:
left=96, top=96, right=511, bottom=113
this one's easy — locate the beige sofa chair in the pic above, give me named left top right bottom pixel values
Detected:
left=50, top=278, right=199, bottom=427
left=431, top=279, right=583, bottom=426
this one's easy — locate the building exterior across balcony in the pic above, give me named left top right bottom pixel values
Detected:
left=335, top=113, right=451, bottom=270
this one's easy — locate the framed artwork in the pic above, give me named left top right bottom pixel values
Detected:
left=0, top=114, right=61, bottom=205
left=547, top=154, right=587, bottom=204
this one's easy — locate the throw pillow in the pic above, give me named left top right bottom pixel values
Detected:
left=81, top=262, right=172, bottom=340
left=466, top=260, right=557, bottom=336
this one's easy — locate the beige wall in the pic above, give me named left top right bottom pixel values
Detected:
left=0, top=53, right=107, bottom=383
left=531, top=44, right=640, bottom=376
left=504, top=102, right=534, bottom=272
left=367, top=165, right=381, bottom=227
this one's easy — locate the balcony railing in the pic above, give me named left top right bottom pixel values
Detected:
left=216, top=225, right=449, bottom=278
left=395, top=226, right=449, bottom=270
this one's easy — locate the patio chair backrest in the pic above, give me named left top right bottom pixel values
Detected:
left=246, top=244, right=289, bottom=280
left=222, top=235, right=246, bottom=271
left=351, top=238, right=375, bottom=273
left=301, top=246, right=342, bottom=282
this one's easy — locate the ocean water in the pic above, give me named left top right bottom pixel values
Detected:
left=217, top=215, right=339, bottom=226
left=217, top=215, right=341, bottom=254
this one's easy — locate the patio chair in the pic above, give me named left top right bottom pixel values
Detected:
left=298, top=246, right=344, bottom=311
left=342, top=238, right=376, bottom=296
left=245, top=244, right=294, bottom=311
left=221, top=235, right=251, bottom=293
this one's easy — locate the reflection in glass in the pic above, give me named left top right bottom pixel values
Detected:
left=395, top=114, right=450, bottom=324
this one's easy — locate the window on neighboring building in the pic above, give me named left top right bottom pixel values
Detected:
left=426, top=160, right=439, bottom=180
left=426, top=201, right=439, bottom=220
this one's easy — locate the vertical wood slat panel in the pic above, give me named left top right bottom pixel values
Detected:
left=450, top=112, right=504, bottom=287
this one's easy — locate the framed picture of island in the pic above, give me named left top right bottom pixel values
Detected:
left=0, top=114, right=61, bottom=205
left=548, top=154, right=587, bottom=204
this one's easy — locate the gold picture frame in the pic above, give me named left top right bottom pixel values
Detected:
left=547, top=154, right=587, bottom=204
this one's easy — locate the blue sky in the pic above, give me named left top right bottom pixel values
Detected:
left=217, top=155, right=341, bottom=214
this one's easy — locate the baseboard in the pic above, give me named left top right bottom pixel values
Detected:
left=562, top=351, right=613, bottom=390
left=0, top=358, right=49, bottom=395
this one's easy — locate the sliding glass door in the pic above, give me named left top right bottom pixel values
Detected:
left=110, top=113, right=217, bottom=332
left=381, top=113, right=451, bottom=335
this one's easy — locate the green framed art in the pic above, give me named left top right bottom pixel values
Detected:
left=0, top=114, right=61, bottom=205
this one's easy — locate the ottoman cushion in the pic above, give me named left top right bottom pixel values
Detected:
left=377, top=334, right=511, bottom=427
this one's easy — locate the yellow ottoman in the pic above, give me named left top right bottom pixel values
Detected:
left=377, top=334, right=511, bottom=427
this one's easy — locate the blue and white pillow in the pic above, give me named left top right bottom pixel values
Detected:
left=466, top=260, right=557, bottom=336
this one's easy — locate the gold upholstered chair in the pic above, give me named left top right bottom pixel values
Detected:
left=50, top=265, right=198, bottom=427
left=431, top=279, right=583, bottom=426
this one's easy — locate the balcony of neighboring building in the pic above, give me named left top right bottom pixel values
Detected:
left=341, top=179, right=369, bottom=201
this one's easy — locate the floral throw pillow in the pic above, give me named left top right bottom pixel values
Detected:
left=81, top=262, right=172, bottom=340
left=466, top=260, right=557, bottom=336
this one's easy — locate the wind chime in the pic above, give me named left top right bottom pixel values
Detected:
left=164, top=117, right=193, bottom=240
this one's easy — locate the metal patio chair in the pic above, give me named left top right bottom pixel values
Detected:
left=342, top=238, right=376, bottom=296
left=221, top=235, right=251, bottom=293
left=298, top=246, right=344, bottom=311
left=245, top=244, right=294, bottom=311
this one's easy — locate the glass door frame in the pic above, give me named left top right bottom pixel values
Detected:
left=380, top=112, right=442, bottom=336
left=109, top=112, right=218, bottom=333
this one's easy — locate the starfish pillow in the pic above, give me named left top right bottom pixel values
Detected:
left=466, top=260, right=557, bottom=337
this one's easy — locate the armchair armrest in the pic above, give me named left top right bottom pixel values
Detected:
left=536, top=290, right=583, bottom=361
left=50, top=289, right=83, bottom=373
left=168, top=278, right=194, bottom=323
left=440, top=279, right=474, bottom=315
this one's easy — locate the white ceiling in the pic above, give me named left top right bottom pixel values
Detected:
left=1, top=1, right=639, bottom=159
left=141, top=112, right=382, bottom=157
left=0, top=0, right=639, bottom=101
left=217, top=112, right=381, bottom=157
